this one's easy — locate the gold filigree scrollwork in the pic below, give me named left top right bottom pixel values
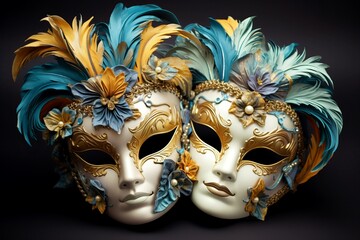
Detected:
left=68, top=126, right=119, bottom=177
left=265, top=100, right=303, bottom=156
left=190, top=101, right=232, bottom=162
left=128, top=106, right=181, bottom=171
left=238, top=128, right=298, bottom=176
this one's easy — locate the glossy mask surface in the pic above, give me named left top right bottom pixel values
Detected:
left=68, top=91, right=182, bottom=225
left=190, top=88, right=300, bottom=219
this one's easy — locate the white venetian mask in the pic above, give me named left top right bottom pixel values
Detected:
left=67, top=90, right=183, bottom=224
left=12, top=3, right=199, bottom=225
left=189, top=84, right=301, bottom=220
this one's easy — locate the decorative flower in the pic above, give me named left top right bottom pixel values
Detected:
left=177, top=150, right=199, bottom=181
left=248, top=68, right=279, bottom=97
left=71, top=66, right=137, bottom=133
left=143, top=55, right=178, bottom=81
left=266, top=158, right=300, bottom=191
left=228, top=91, right=266, bottom=127
left=154, top=159, right=193, bottom=213
left=43, top=106, right=79, bottom=143
left=243, top=178, right=269, bottom=221
left=85, top=179, right=107, bottom=214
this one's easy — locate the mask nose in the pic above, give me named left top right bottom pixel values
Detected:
left=212, top=152, right=238, bottom=181
left=118, top=157, right=145, bottom=189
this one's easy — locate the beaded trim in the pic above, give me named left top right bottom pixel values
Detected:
left=267, top=185, right=290, bottom=206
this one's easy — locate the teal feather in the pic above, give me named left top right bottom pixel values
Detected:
left=17, top=62, right=86, bottom=145
left=232, top=16, right=264, bottom=58
left=94, top=3, right=179, bottom=69
left=266, top=42, right=333, bottom=89
left=285, top=83, right=343, bottom=170
left=189, top=18, right=237, bottom=82
left=169, top=34, right=218, bottom=84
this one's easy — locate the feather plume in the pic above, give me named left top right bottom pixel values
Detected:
left=17, top=61, right=87, bottom=145
left=94, top=3, right=179, bottom=69
left=189, top=18, right=238, bottom=82
left=12, top=15, right=104, bottom=80
left=219, top=16, right=264, bottom=59
left=159, top=56, right=192, bottom=96
left=286, top=83, right=343, bottom=170
left=266, top=42, right=333, bottom=88
left=295, top=118, right=326, bottom=185
left=216, top=16, right=239, bottom=36
left=168, top=33, right=218, bottom=83
left=135, top=22, right=200, bottom=84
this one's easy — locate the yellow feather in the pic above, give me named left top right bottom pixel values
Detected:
left=295, top=119, right=326, bottom=185
left=216, top=16, right=239, bottom=36
left=12, top=15, right=103, bottom=80
left=134, top=22, right=201, bottom=84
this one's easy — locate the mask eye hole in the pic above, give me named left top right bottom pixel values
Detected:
left=243, top=148, right=284, bottom=165
left=76, top=150, right=116, bottom=165
left=192, top=121, right=221, bottom=152
left=139, top=129, right=176, bottom=160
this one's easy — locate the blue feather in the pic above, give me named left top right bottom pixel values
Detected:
left=190, top=18, right=237, bottom=82
left=286, top=83, right=343, bottom=170
left=17, top=62, right=86, bottom=145
left=94, top=3, right=179, bottom=69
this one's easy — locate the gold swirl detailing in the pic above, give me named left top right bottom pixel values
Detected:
left=128, top=107, right=181, bottom=171
left=68, top=126, right=119, bottom=176
left=190, top=101, right=232, bottom=162
left=238, top=128, right=297, bottom=175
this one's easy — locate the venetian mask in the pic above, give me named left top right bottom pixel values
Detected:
left=12, top=3, right=199, bottom=225
left=172, top=16, right=343, bottom=220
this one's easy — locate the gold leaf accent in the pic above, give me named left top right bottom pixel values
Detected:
left=13, top=15, right=103, bottom=80
left=128, top=107, right=181, bottom=171
left=68, top=126, right=119, bottom=176
left=190, top=101, right=232, bottom=161
left=238, top=128, right=298, bottom=175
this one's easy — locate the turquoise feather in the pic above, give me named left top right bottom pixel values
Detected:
left=169, top=34, right=218, bottom=84
left=17, top=62, right=86, bottom=145
left=188, top=18, right=237, bottom=82
left=94, top=3, right=179, bottom=69
left=266, top=41, right=333, bottom=89
left=231, top=16, right=264, bottom=59
left=286, top=83, right=343, bottom=171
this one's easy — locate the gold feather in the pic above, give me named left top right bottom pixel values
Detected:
left=12, top=15, right=104, bottom=80
left=134, top=22, right=201, bottom=85
left=216, top=16, right=239, bottom=36
left=295, top=118, right=326, bottom=185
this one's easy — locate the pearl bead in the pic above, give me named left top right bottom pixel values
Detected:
left=58, top=121, right=64, bottom=128
left=185, top=166, right=190, bottom=172
left=155, top=66, right=162, bottom=73
left=252, top=197, right=259, bottom=204
left=244, top=105, right=254, bottom=115
left=95, top=195, right=102, bottom=202
left=171, top=179, right=178, bottom=187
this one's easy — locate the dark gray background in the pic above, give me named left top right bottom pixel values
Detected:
left=1, top=0, right=359, bottom=239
